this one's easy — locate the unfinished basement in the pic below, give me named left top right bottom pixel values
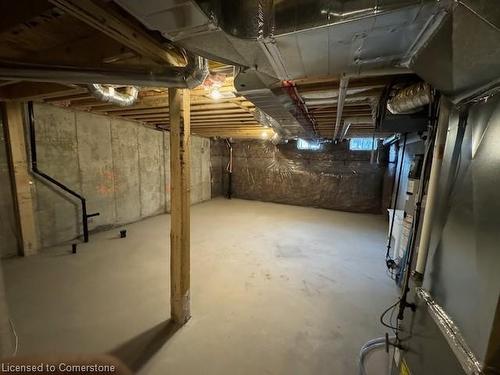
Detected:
left=0, top=1, right=499, bottom=375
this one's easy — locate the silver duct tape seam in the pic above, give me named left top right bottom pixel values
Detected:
left=416, top=288, right=483, bottom=375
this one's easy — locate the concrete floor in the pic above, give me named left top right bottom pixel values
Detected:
left=2, top=198, right=397, bottom=374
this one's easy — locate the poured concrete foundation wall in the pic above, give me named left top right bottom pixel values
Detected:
left=225, top=140, right=387, bottom=213
left=0, top=261, right=13, bottom=357
left=191, top=136, right=211, bottom=204
left=210, top=139, right=225, bottom=198
left=32, top=103, right=210, bottom=248
left=0, top=119, right=18, bottom=258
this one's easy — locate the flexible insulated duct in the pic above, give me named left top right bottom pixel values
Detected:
left=387, top=82, right=431, bottom=114
left=87, top=84, right=139, bottom=107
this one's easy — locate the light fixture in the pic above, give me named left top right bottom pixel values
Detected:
left=209, top=87, right=222, bottom=100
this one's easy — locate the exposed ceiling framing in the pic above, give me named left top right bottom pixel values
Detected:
left=0, top=0, right=402, bottom=140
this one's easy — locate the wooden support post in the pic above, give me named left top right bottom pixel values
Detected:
left=169, top=88, right=191, bottom=324
left=1, top=101, right=39, bottom=256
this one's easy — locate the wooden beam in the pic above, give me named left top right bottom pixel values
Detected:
left=116, top=108, right=249, bottom=117
left=190, top=119, right=256, bottom=124
left=131, top=113, right=254, bottom=121
left=169, top=88, right=191, bottom=324
left=1, top=101, right=39, bottom=256
left=158, top=124, right=271, bottom=132
left=194, top=130, right=272, bottom=135
left=44, top=93, right=93, bottom=103
left=148, top=122, right=263, bottom=128
left=0, top=81, right=19, bottom=87
left=0, top=1, right=55, bottom=34
left=27, top=32, right=145, bottom=69
left=193, top=131, right=273, bottom=138
left=138, top=117, right=256, bottom=124
left=227, top=98, right=255, bottom=115
left=94, top=98, right=252, bottom=113
left=0, top=83, right=83, bottom=101
left=107, top=107, right=168, bottom=116
left=49, top=0, right=184, bottom=66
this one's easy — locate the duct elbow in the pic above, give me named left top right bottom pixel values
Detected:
left=86, top=54, right=207, bottom=102
left=184, top=55, right=209, bottom=89
left=87, top=84, right=139, bottom=107
left=387, top=82, right=431, bottom=114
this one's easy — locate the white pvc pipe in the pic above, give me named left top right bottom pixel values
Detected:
left=415, top=98, right=451, bottom=275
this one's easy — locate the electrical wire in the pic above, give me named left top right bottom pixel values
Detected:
left=380, top=299, right=400, bottom=333
left=9, top=318, right=19, bottom=356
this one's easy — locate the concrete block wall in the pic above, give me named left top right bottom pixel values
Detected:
left=32, top=103, right=211, bottom=248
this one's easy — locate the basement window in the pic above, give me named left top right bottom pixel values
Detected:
left=297, top=138, right=322, bottom=151
left=349, top=137, right=377, bottom=151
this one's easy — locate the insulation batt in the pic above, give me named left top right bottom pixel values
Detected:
left=218, top=140, right=388, bottom=213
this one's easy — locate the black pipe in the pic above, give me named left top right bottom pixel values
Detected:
left=227, top=172, right=232, bottom=199
left=27, top=102, right=99, bottom=242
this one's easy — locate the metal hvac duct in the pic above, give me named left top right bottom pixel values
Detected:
left=114, top=0, right=441, bottom=139
left=87, top=84, right=139, bottom=107
left=113, top=0, right=500, bottom=135
left=115, top=0, right=438, bottom=78
left=235, top=68, right=316, bottom=139
left=0, top=54, right=208, bottom=88
left=405, top=1, right=500, bottom=104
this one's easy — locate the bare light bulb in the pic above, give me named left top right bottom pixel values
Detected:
left=209, top=88, right=222, bottom=100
